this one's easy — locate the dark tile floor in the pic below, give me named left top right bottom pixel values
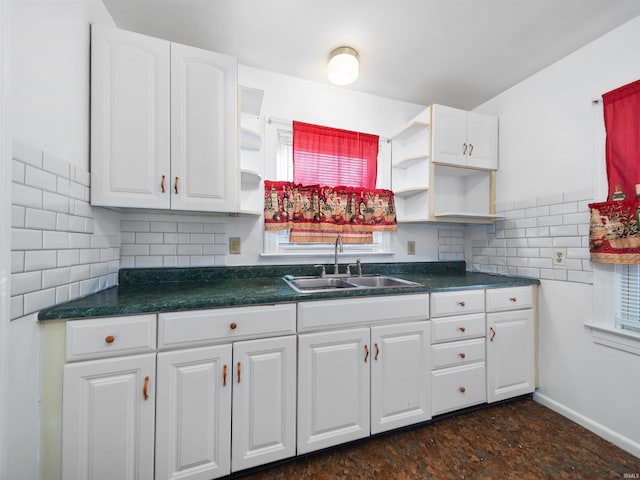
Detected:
left=238, top=397, right=640, bottom=479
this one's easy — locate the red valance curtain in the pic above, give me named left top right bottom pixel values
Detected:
left=293, top=121, right=378, bottom=189
left=589, top=78, right=640, bottom=264
left=286, top=121, right=380, bottom=243
left=604, top=79, right=640, bottom=199
left=264, top=181, right=397, bottom=243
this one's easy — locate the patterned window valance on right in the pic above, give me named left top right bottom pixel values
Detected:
left=589, top=200, right=640, bottom=264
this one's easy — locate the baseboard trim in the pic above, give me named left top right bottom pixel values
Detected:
left=534, top=392, right=640, bottom=459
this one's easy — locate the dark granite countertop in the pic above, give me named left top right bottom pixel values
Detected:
left=38, top=262, right=539, bottom=320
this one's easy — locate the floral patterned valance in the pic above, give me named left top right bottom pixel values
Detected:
left=589, top=200, right=640, bottom=264
left=264, top=181, right=397, bottom=235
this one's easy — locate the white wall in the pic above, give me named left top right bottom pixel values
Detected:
left=227, top=65, right=442, bottom=266
left=475, top=15, right=640, bottom=457
left=8, top=0, right=114, bottom=170
left=7, top=3, right=115, bottom=479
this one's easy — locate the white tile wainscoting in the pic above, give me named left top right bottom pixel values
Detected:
left=469, top=190, right=593, bottom=284
left=10, top=141, right=120, bottom=320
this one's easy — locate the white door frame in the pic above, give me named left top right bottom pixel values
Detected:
left=0, top=0, right=11, bottom=477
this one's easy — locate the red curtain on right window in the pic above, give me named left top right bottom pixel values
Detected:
left=603, top=79, right=640, bottom=199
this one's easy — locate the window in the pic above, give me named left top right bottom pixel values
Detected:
left=263, top=124, right=392, bottom=256
left=615, top=264, right=640, bottom=333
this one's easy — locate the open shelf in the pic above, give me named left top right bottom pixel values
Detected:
left=240, top=169, right=262, bottom=185
left=392, top=154, right=429, bottom=169
left=241, top=127, right=261, bottom=151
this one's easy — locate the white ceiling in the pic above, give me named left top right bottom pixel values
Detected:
left=102, top=0, right=640, bottom=109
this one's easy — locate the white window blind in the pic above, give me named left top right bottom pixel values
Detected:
left=615, top=264, right=640, bottom=333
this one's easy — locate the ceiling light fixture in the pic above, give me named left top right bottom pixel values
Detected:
left=328, top=46, right=359, bottom=86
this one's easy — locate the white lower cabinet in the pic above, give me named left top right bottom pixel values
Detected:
left=486, top=308, right=535, bottom=403
left=155, top=344, right=232, bottom=480
left=297, top=328, right=371, bottom=454
left=155, top=335, right=297, bottom=480
left=62, top=353, right=156, bottom=480
left=297, top=316, right=431, bottom=454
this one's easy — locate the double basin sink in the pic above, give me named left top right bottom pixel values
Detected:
left=283, top=274, right=422, bottom=293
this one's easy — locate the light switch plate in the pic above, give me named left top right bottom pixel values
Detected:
left=407, top=241, right=416, bottom=255
left=229, top=237, right=241, bottom=255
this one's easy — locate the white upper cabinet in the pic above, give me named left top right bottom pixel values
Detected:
left=91, top=26, right=238, bottom=213
left=170, top=43, right=238, bottom=212
left=432, top=104, right=498, bottom=170
left=90, top=25, right=171, bottom=209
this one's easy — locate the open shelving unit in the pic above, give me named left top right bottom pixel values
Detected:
left=391, top=105, right=502, bottom=224
left=238, top=86, right=265, bottom=215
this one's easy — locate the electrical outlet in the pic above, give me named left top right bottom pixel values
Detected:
left=553, top=248, right=566, bottom=266
left=229, top=237, right=241, bottom=255
left=407, top=240, right=416, bottom=255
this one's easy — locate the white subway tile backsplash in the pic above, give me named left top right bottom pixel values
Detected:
left=70, top=264, right=91, bottom=282
left=122, top=220, right=150, bottom=232
left=12, top=160, right=25, bottom=183
left=55, top=285, right=70, bottom=304
left=25, top=165, right=57, bottom=192
left=178, top=222, right=203, bottom=233
left=25, top=209, right=57, bottom=230
left=42, top=152, right=70, bottom=178
left=79, top=278, right=100, bottom=297
left=80, top=248, right=101, bottom=264
left=178, top=244, right=202, bottom=255
left=68, top=216, right=86, bottom=233
left=136, top=232, right=164, bottom=244
left=13, top=183, right=43, bottom=209
left=11, top=251, right=24, bottom=273
left=135, top=256, right=163, bottom=268
left=57, top=249, right=80, bottom=267
left=470, top=189, right=592, bottom=285
left=42, top=191, right=69, bottom=213
left=150, top=244, right=177, bottom=256
left=24, top=250, right=58, bottom=271
left=68, top=233, right=91, bottom=249
left=43, top=231, right=69, bottom=249
left=11, top=271, right=42, bottom=296
left=190, top=233, right=215, bottom=244
left=12, top=229, right=43, bottom=250
left=42, top=267, right=71, bottom=289
left=150, top=221, right=177, bottom=232
left=190, top=256, right=216, bottom=266
left=121, top=244, right=150, bottom=256
left=24, top=288, right=56, bottom=315
left=12, top=206, right=25, bottom=228
left=11, top=296, right=24, bottom=319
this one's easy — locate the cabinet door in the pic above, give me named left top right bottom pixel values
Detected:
left=466, top=111, right=498, bottom=170
left=91, top=26, right=170, bottom=209
left=297, top=328, right=370, bottom=454
left=156, top=345, right=232, bottom=480
left=371, top=322, right=431, bottom=434
left=171, top=43, right=238, bottom=212
left=62, top=354, right=156, bottom=480
left=232, top=336, right=296, bottom=472
left=431, top=104, right=467, bottom=166
left=487, top=309, right=535, bottom=402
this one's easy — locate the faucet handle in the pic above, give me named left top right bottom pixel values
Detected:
left=346, top=264, right=358, bottom=277
left=314, top=264, right=326, bottom=278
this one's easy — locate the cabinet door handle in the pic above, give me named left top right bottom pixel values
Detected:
left=364, top=345, right=369, bottom=363
left=374, top=343, right=379, bottom=361
left=105, top=335, right=115, bottom=344
left=174, top=176, right=179, bottom=194
left=458, top=327, right=466, bottom=333
left=490, top=326, right=496, bottom=342
left=161, top=175, right=165, bottom=193
left=143, top=375, right=150, bottom=400
left=230, top=322, right=237, bottom=330
left=458, top=301, right=466, bottom=307
left=459, top=352, right=466, bottom=359
left=468, top=144, right=474, bottom=156
left=459, top=386, right=466, bottom=393
left=510, top=297, right=518, bottom=302
left=223, top=365, right=228, bottom=387
left=463, top=143, right=468, bottom=155
left=237, top=362, right=241, bottom=383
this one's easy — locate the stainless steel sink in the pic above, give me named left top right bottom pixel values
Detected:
left=283, top=274, right=421, bottom=293
left=348, top=275, right=419, bottom=288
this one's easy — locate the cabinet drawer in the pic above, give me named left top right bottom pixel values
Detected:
left=486, top=286, right=533, bottom=312
left=432, top=362, right=486, bottom=415
left=66, top=314, right=157, bottom=362
left=431, top=338, right=485, bottom=369
left=431, top=313, right=485, bottom=344
left=158, top=303, right=296, bottom=350
left=430, top=289, right=484, bottom=317
left=297, top=294, right=429, bottom=331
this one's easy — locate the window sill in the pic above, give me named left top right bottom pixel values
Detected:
left=260, top=251, right=395, bottom=258
left=584, top=323, right=640, bottom=356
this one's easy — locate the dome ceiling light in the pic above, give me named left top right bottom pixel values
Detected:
left=327, top=46, right=359, bottom=86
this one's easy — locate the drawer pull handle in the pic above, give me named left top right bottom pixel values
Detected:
left=237, top=362, right=241, bottom=383
left=459, top=327, right=466, bottom=333
left=143, top=376, right=149, bottom=400
left=510, top=297, right=517, bottom=302
left=364, top=345, right=369, bottom=363
left=161, top=175, right=165, bottom=193
left=230, top=322, right=237, bottom=330
left=490, top=326, right=496, bottom=342
left=458, top=301, right=466, bottom=307
left=174, top=176, right=179, bottom=194
left=375, top=343, right=380, bottom=361
left=105, top=335, right=115, bottom=344
left=223, top=365, right=227, bottom=387
left=459, top=353, right=466, bottom=359
left=459, top=386, right=466, bottom=393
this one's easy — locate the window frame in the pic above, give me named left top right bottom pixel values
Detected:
left=262, top=120, right=394, bottom=257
